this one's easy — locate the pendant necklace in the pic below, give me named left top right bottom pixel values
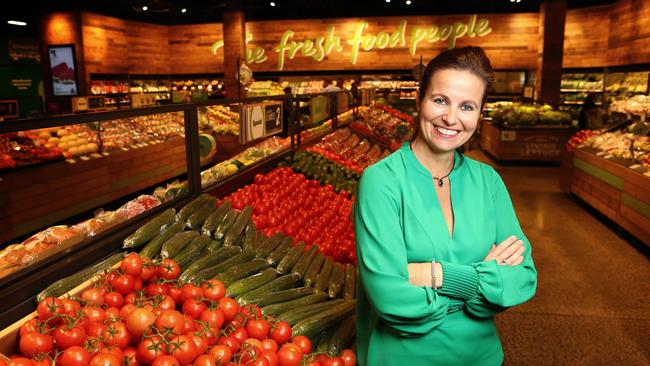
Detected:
left=432, top=159, right=455, bottom=187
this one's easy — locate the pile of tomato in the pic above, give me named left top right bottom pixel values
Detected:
left=225, top=168, right=356, bottom=265
left=3, top=253, right=355, bottom=366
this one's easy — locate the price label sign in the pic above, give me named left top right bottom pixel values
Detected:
left=240, top=101, right=283, bottom=144
left=500, top=130, right=517, bottom=142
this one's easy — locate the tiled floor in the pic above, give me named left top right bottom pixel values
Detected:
left=465, top=150, right=650, bottom=366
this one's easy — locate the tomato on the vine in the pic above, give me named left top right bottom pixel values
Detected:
left=125, top=308, right=156, bottom=338
left=246, top=319, right=270, bottom=340
left=276, top=344, right=302, bottom=366
left=231, top=327, right=248, bottom=344
left=322, top=357, right=345, bottom=366
left=140, top=258, right=156, bottom=282
left=60, top=299, right=81, bottom=316
left=36, top=297, right=64, bottom=323
left=168, top=335, right=197, bottom=364
left=101, top=322, right=130, bottom=349
left=201, top=280, right=226, bottom=302
left=120, top=253, right=143, bottom=277
left=190, top=334, right=208, bottom=356
left=151, top=355, right=179, bottom=366
left=111, top=274, right=136, bottom=295
left=291, top=335, right=311, bottom=354
left=122, top=347, right=140, bottom=366
left=136, top=336, right=167, bottom=364
left=181, top=299, right=206, bottom=320
left=19, top=332, right=53, bottom=357
left=54, top=326, right=86, bottom=350
left=261, top=339, right=278, bottom=353
left=207, top=345, right=231, bottom=365
left=270, top=321, right=292, bottom=345
left=57, top=346, right=90, bottom=366
left=89, top=353, right=121, bottom=366
left=217, top=336, right=240, bottom=354
left=104, top=292, right=124, bottom=309
left=199, top=309, right=224, bottom=330
left=339, top=350, right=356, bottom=366
left=179, top=284, right=203, bottom=303
left=119, top=304, right=137, bottom=320
left=261, top=350, right=279, bottom=366
left=155, top=310, right=184, bottom=337
left=19, top=319, right=42, bottom=338
left=192, top=355, right=215, bottom=366
left=156, top=259, right=180, bottom=280
left=217, top=298, right=239, bottom=322
left=147, top=283, right=169, bottom=298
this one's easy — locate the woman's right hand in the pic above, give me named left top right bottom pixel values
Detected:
left=483, top=235, right=525, bottom=266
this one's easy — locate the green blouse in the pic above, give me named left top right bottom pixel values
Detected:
left=354, top=143, right=537, bottom=366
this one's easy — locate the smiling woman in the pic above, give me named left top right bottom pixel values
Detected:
left=354, top=46, right=537, bottom=366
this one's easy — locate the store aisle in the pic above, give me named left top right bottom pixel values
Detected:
left=465, top=151, right=650, bottom=365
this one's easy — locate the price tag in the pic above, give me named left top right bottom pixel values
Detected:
left=604, top=154, right=614, bottom=159
left=629, top=164, right=641, bottom=169
left=121, top=147, right=129, bottom=152
left=65, top=159, right=77, bottom=164
left=80, top=156, right=90, bottom=161
left=102, top=152, right=110, bottom=156
left=596, top=151, right=606, bottom=156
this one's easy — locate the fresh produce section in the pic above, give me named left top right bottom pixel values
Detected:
left=571, top=122, right=650, bottom=168
left=199, top=105, right=240, bottom=136
left=487, top=102, right=572, bottom=126
left=351, top=103, right=414, bottom=151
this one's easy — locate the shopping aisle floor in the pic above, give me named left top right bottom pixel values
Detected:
left=465, top=150, right=650, bottom=366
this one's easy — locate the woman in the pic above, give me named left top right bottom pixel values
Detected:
left=354, top=46, right=537, bottom=365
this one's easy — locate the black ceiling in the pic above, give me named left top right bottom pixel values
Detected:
left=1, top=0, right=618, bottom=37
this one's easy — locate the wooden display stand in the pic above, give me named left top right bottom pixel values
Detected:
left=0, top=137, right=188, bottom=244
left=562, top=149, right=650, bottom=246
left=480, top=120, right=574, bottom=163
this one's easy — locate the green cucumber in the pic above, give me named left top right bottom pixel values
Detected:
left=177, top=194, right=209, bottom=222
left=255, top=233, right=284, bottom=258
left=314, top=257, right=334, bottom=293
left=240, top=222, right=257, bottom=251
left=201, top=200, right=232, bottom=236
left=236, top=273, right=302, bottom=304
left=179, top=246, right=242, bottom=282
left=172, top=234, right=211, bottom=270
left=267, top=237, right=293, bottom=266
left=186, top=197, right=218, bottom=229
left=226, top=268, right=278, bottom=298
left=277, top=242, right=305, bottom=274
left=292, top=300, right=356, bottom=339
left=207, top=239, right=222, bottom=252
left=213, top=209, right=238, bottom=241
left=191, top=249, right=256, bottom=283
left=246, top=287, right=314, bottom=308
left=303, top=252, right=325, bottom=287
left=316, top=325, right=338, bottom=354
left=139, top=220, right=185, bottom=259
left=277, top=299, right=346, bottom=326
left=223, top=206, right=253, bottom=247
left=328, top=262, right=345, bottom=298
left=328, top=315, right=356, bottom=355
left=160, top=230, right=200, bottom=259
left=123, top=209, right=176, bottom=248
left=291, top=244, right=318, bottom=277
left=215, top=258, right=270, bottom=287
left=342, top=263, right=356, bottom=300
left=261, top=292, right=328, bottom=316
left=36, top=253, right=124, bottom=303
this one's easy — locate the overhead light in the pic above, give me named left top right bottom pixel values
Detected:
left=7, top=20, right=27, bottom=26
left=386, top=0, right=391, bottom=3
left=270, top=1, right=275, bottom=6
left=181, top=8, right=187, bottom=13
left=142, top=6, right=148, bottom=11
left=406, top=0, right=411, bottom=4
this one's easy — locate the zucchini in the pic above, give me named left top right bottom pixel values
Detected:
left=240, top=222, right=257, bottom=251
left=316, top=325, right=338, bottom=354
left=191, top=249, right=256, bottom=283
left=139, top=220, right=185, bottom=258
left=342, top=263, right=356, bottom=300
left=226, top=268, right=278, bottom=298
left=215, top=258, right=270, bottom=287
left=261, top=292, right=328, bottom=316
left=277, top=242, right=305, bottom=274
left=236, top=273, right=302, bottom=304
left=213, top=209, right=238, bottom=241
left=172, top=234, right=211, bottom=270
left=36, top=253, right=124, bottom=303
left=303, top=252, right=325, bottom=287
left=123, top=209, right=176, bottom=248
left=246, top=287, right=314, bottom=308
left=328, top=315, right=356, bottom=355
left=179, top=246, right=242, bottom=282
left=160, top=230, right=200, bottom=259
left=291, top=244, right=318, bottom=277
left=328, top=262, right=345, bottom=298
left=255, top=233, right=284, bottom=258
left=292, top=300, right=356, bottom=339
left=314, top=257, right=334, bottom=293
left=177, top=194, right=209, bottom=222
left=201, top=200, right=232, bottom=236
left=223, top=206, right=253, bottom=247
left=267, top=237, right=293, bottom=266
left=277, top=299, right=346, bottom=326
left=186, top=197, right=218, bottom=229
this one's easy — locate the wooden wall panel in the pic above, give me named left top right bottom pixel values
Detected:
left=563, top=6, right=610, bottom=68
left=126, top=21, right=170, bottom=74
left=168, top=24, right=224, bottom=74
left=607, top=0, right=650, bottom=67
left=81, top=13, right=130, bottom=75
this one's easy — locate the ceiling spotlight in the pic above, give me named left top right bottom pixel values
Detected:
left=406, top=0, right=411, bottom=4
left=270, top=1, right=275, bottom=6
left=7, top=20, right=27, bottom=26
left=386, top=0, right=391, bottom=3
left=142, top=6, right=148, bottom=11
left=181, top=8, right=187, bottom=13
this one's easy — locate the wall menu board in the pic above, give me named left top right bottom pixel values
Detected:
left=240, top=101, right=283, bottom=144
left=47, top=45, right=78, bottom=96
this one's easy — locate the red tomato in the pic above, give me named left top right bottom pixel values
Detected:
left=261, top=339, right=278, bottom=353
left=101, top=321, right=130, bottom=349
left=151, top=355, right=179, bottom=366
left=249, top=358, right=271, bottom=366
left=156, top=296, right=176, bottom=311
left=217, top=298, right=239, bottom=322
left=105, top=307, right=120, bottom=321
left=122, top=347, right=140, bottom=366
left=199, top=309, right=224, bottom=330
left=217, top=336, right=240, bottom=354
left=270, top=321, right=292, bottom=345
left=168, top=335, right=197, bottom=364
left=207, top=345, right=231, bottom=365
left=181, top=315, right=197, bottom=335
left=231, top=327, right=248, bottom=344
left=182, top=299, right=206, bottom=320
left=36, top=297, right=64, bottom=323
left=246, top=319, right=269, bottom=340
left=60, top=299, right=81, bottom=315
left=322, top=357, right=345, bottom=366
left=261, top=350, right=278, bottom=366
left=167, top=285, right=182, bottom=304
left=157, top=259, right=181, bottom=280
left=140, top=258, right=156, bottom=282
left=9, top=358, right=34, bottom=366
left=111, top=274, right=135, bottom=295
left=147, top=283, right=169, bottom=297
left=179, top=284, right=203, bottom=303
left=155, top=310, right=184, bottom=337
left=119, top=304, right=137, bottom=320
left=57, top=346, right=90, bottom=366
left=89, top=353, right=121, bottom=366
left=201, top=280, right=226, bottom=302
left=104, top=292, right=124, bottom=309
left=54, top=326, right=86, bottom=349
left=85, top=322, right=106, bottom=338
left=136, top=336, right=167, bottom=364
left=20, top=332, right=53, bottom=356
left=276, top=344, right=302, bottom=366
left=291, top=335, right=311, bottom=354
left=190, top=334, right=208, bottom=356
left=121, top=253, right=143, bottom=277
left=20, top=319, right=42, bottom=338
left=339, top=350, right=356, bottom=366
left=125, top=308, right=156, bottom=337
left=192, top=355, right=215, bottom=366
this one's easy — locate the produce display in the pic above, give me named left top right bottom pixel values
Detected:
left=609, top=94, right=650, bottom=116
left=247, top=81, right=284, bottom=97
left=560, top=73, right=603, bottom=92
left=199, top=105, right=240, bottom=136
left=605, top=72, right=649, bottom=95
left=565, top=130, right=602, bottom=153
left=352, top=103, right=414, bottom=151
left=487, top=102, right=572, bottom=126
left=577, top=123, right=650, bottom=167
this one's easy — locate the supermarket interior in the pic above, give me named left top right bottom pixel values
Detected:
left=0, top=0, right=649, bottom=365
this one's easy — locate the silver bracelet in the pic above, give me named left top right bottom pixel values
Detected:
left=431, top=260, right=437, bottom=290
